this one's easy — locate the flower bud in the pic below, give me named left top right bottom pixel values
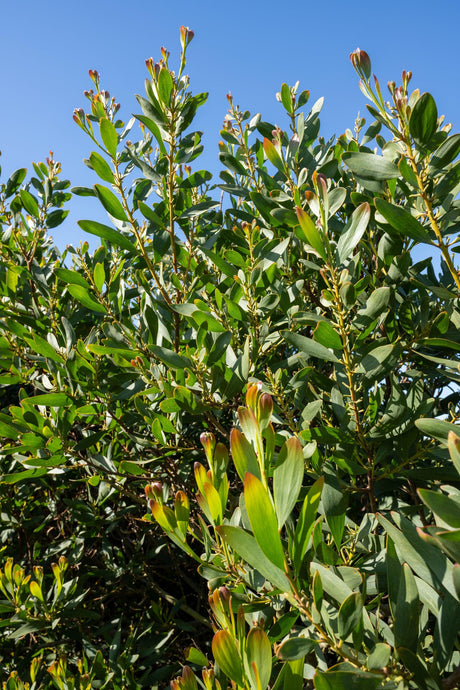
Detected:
left=145, top=482, right=164, bottom=504
left=180, top=25, right=194, bottom=50
left=200, top=432, right=216, bottom=465
left=88, top=69, right=100, bottom=88
left=258, top=393, right=273, bottom=430
left=349, top=48, right=371, bottom=81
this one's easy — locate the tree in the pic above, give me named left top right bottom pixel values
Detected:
left=0, top=31, right=459, bottom=689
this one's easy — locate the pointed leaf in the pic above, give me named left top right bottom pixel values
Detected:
left=66, top=285, right=107, bottom=313
left=245, top=473, right=285, bottom=570
left=292, top=477, right=324, bottom=574
left=25, top=393, right=72, bottom=407
left=295, top=207, right=326, bottom=259
left=416, top=418, right=460, bottom=445
left=283, top=331, right=339, bottom=363
left=149, top=345, right=191, bottom=370
left=378, top=512, right=457, bottom=599
left=78, top=220, right=138, bottom=253
left=429, top=133, right=460, bottom=171
left=375, top=198, right=431, bottom=243
left=336, top=202, right=370, bottom=262
left=418, top=489, right=460, bottom=528
left=88, top=151, right=115, bottom=183
left=94, top=184, right=129, bottom=221
left=216, top=526, right=291, bottom=591
left=322, top=471, right=348, bottom=550
left=274, top=438, right=304, bottom=528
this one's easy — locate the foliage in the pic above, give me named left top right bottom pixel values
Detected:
left=0, top=31, right=459, bottom=689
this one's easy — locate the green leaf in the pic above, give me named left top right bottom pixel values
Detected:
left=246, top=628, right=272, bottom=690
left=46, top=209, right=69, bottom=228
left=367, top=643, right=391, bottom=670
left=277, top=636, right=316, bottom=661
left=180, top=199, right=220, bottom=219
left=150, top=345, right=191, bottom=370
left=19, top=189, right=39, bottom=218
left=212, top=630, right=244, bottom=686
left=244, top=473, right=285, bottom=570
left=336, top=202, right=370, bottom=262
left=88, top=151, right=115, bottom=183
left=295, top=207, right=326, bottom=260
left=322, top=471, right=348, bottom=550
left=216, top=526, right=291, bottom=591
left=0, top=468, right=48, bottom=484
left=415, top=418, right=459, bottom=445
left=78, top=220, right=138, bottom=253
left=283, top=331, right=339, bottom=363
left=314, top=670, right=383, bottom=690
left=418, top=489, right=460, bottom=528
left=185, top=647, right=208, bottom=667
left=219, top=151, right=247, bottom=176
left=342, top=151, right=399, bottom=180
left=291, top=477, right=324, bottom=574
left=67, top=285, right=107, bottom=313
left=158, top=68, right=174, bottom=106
left=55, top=268, right=91, bottom=289
left=24, top=334, right=63, bottom=363
left=5, top=168, right=26, bottom=197
left=394, top=563, right=420, bottom=651
left=429, top=133, right=460, bottom=171
left=100, top=118, right=118, bottom=157
left=396, top=648, right=435, bottom=690
left=374, top=198, right=431, bottom=243
left=280, top=83, right=292, bottom=112
left=378, top=512, right=457, bottom=599
left=409, top=92, right=438, bottom=146
left=24, top=393, right=73, bottom=407
left=313, top=321, right=342, bottom=351
left=357, top=343, right=399, bottom=381
left=337, top=592, right=363, bottom=640
left=93, top=263, right=105, bottom=292
left=310, top=562, right=353, bottom=605
left=453, top=564, right=460, bottom=600
left=94, top=184, right=129, bottom=221
left=273, top=438, right=304, bottom=528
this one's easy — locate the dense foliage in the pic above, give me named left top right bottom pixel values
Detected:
left=0, top=30, right=459, bottom=689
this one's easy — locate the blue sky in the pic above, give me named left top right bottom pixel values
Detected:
left=0, top=0, right=459, bottom=250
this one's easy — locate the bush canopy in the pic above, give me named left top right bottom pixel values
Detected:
left=0, top=29, right=459, bottom=690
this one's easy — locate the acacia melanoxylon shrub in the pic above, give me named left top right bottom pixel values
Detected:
left=0, top=29, right=459, bottom=689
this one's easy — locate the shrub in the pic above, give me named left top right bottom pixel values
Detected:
left=0, top=30, right=459, bottom=689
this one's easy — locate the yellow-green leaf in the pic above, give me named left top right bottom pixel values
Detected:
left=244, top=473, right=285, bottom=570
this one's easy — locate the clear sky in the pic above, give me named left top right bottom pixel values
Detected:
left=1, top=0, right=459, bottom=250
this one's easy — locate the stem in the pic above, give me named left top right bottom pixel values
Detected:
left=405, top=143, right=460, bottom=292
